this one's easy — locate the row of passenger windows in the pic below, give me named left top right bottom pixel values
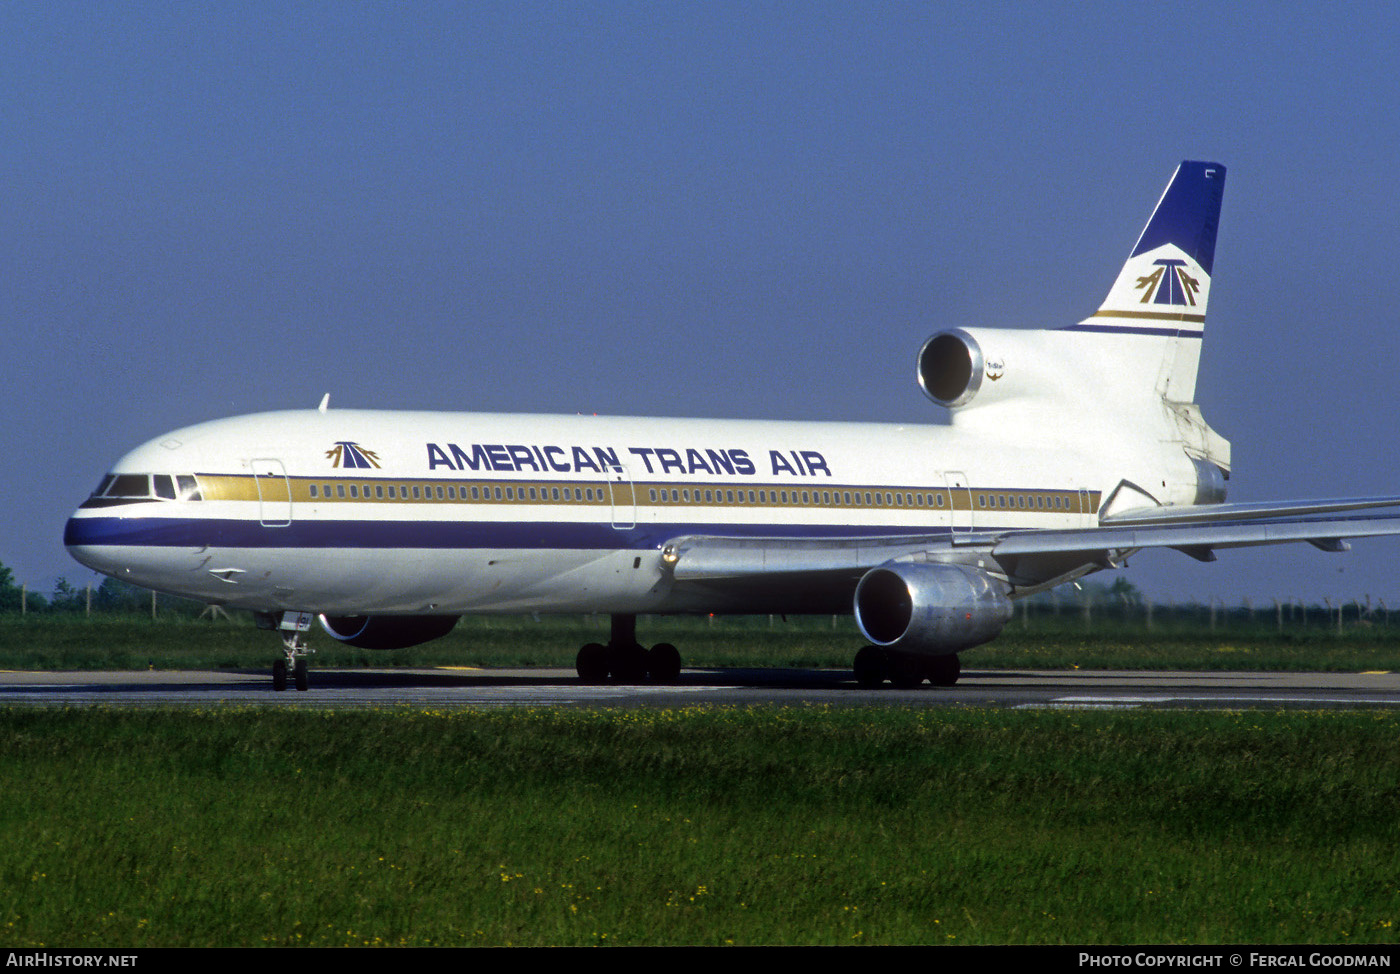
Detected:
left=645, top=486, right=948, bottom=508
left=305, top=480, right=1084, bottom=512
left=980, top=493, right=1076, bottom=510
left=87, top=473, right=1087, bottom=514
left=309, top=482, right=608, bottom=503
left=304, top=481, right=953, bottom=508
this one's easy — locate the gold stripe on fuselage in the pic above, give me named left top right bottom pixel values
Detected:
left=195, top=474, right=1101, bottom=516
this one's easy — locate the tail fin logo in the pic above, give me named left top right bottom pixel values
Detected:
left=326, top=442, right=382, bottom=469
left=1136, top=258, right=1202, bottom=306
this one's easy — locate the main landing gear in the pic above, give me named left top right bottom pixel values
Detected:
left=575, top=614, right=682, bottom=685
left=853, top=645, right=961, bottom=689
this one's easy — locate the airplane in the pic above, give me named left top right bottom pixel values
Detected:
left=64, top=160, right=1400, bottom=691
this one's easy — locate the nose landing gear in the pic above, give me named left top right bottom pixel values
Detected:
left=259, top=611, right=315, bottom=692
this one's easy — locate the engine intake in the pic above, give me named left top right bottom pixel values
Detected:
left=319, top=614, right=459, bottom=650
left=854, top=563, right=1011, bottom=655
left=917, top=329, right=984, bottom=407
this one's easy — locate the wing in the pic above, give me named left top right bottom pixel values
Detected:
left=666, top=496, right=1400, bottom=589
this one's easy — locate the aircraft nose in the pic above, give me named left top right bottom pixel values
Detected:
left=64, top=514, right=115, bottom=575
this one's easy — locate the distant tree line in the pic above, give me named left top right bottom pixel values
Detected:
left=0, top=562, right=206, bottom=616
left=1, top=560, right=1394, bottom=627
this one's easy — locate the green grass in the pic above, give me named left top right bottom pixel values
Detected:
left=3, top=611, right=1400, bottom=672
left=1, top=706, right=1397, bottom=945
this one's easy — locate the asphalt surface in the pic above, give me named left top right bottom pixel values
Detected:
left=2, top=666, right=1399, bottom=710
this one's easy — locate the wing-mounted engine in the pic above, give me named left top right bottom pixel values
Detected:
left=319, top=614, right=459, bottom=649
left=853, top=562, right=1012, bottom=656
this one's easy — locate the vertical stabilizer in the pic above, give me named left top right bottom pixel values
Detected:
left=1065, top=160, right=1226, bottom=403
left=1073, top=161, right=1224, bottom=337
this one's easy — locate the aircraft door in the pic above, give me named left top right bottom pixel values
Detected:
left=606, top=464, right=635, bottom=530
left=943, top=471, right=973, bottom=533
left=252, top=458, right=293, bottom=527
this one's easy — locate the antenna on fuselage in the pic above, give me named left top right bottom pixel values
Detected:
left=317, top=393, right=330, bottom=414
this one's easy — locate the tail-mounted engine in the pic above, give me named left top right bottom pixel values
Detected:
left=853, top=562, right=1012, bottom=656
left=917, top=329, right=987, bottom=407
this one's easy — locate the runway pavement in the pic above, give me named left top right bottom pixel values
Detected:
left=2, top=666, right=1399, bottom=710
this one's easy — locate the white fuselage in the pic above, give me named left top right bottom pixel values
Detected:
left=64, top=403, right=1201, bottom=616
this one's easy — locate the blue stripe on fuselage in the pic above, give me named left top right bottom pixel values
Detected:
left=64, top=515, right=957, bottom=552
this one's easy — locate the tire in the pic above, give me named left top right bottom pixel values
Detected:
left=853, top=645, right=885, bottom=688
left=888, top=655, right=925, bottom=689
left=608, top=643, right=650, bottom=684
left=647, top=643, right=682, bottom=684
left=926, top=654, right=961, bottom=687
left=576, top=643, right=609, bottom=683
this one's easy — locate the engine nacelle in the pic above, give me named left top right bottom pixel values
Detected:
left=916, top=327, right=1078, bottom=416
left=853, top=563, right=1012, bottom=656
left=318, top=614, right=459, bottom=650
left=917, top=328, right=987, bottom=407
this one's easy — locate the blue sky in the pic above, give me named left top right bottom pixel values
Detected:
left=5, top=2, right=1399, bottom=607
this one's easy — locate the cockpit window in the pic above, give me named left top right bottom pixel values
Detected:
left=81, top=473, right=203, bottom=508
left=108, top=474, right=151, bottom=498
